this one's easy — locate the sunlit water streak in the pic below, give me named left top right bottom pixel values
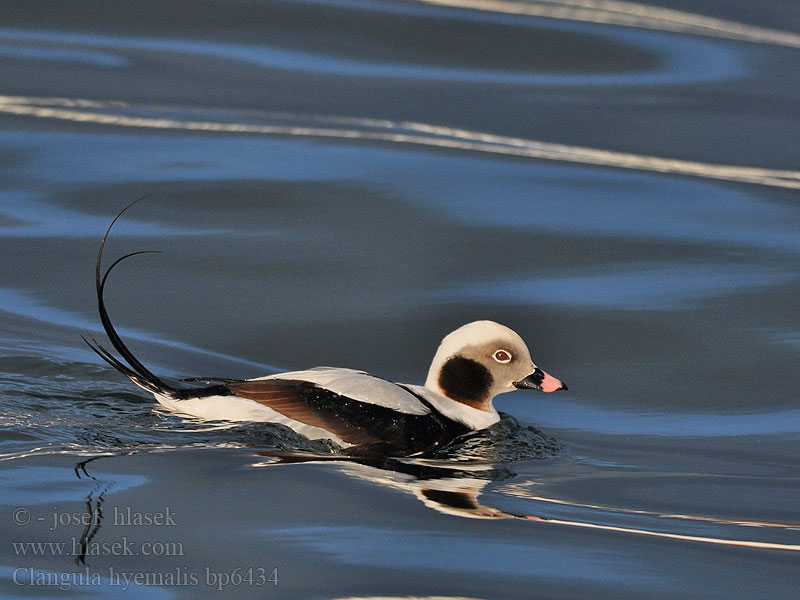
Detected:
left=523, top=515, right=800, bottom=551
left=505, top=480, right=800, bottom=529
left=415, top=0, right=800, bottom=48
left=2, top=95, right=799, bottom=189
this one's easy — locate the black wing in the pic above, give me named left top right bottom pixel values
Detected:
left=228, top=379, right=469, bottom=455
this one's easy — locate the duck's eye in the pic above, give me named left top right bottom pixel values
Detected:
left=493, top=349, right=512, bottom=364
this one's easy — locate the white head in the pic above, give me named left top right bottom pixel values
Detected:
left=424, top=321, right=567, bottom=412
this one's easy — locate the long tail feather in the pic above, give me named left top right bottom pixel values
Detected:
left=88, top=200, right=178, bottom=397
left=81, top=334, right=161, bottom=393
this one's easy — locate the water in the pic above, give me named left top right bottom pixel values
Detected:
left=1, top=1, right=798, bottom=597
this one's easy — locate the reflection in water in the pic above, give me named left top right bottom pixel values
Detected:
left=418, top=0, right=800, bottom=48
left=1, top=95, right=799, bottom=189
left=255, top=453, right=800, bottom=551
left=257, top=453, right=518, bottom=519
left=73, top=456, right=115, bottom=566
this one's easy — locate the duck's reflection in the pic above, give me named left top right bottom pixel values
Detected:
left=253, top=450, right=523, bottom=519
left=70, top=442, right=800, bottom=556
left=251, top=413, right=560, bottom=519
left=252, top=451, right=800, bottom=551
left=72, top=453, right=138, bottom=565
left=72, top=456, right=111, bottom=565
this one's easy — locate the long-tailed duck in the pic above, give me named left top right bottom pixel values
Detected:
left=85, top=203, right=567, bottom=456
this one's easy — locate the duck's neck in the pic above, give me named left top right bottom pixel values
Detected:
left=413, top=384, right=500, bottom=431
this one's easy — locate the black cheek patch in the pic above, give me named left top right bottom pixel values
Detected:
left=438, top=356, right=493, bottom=406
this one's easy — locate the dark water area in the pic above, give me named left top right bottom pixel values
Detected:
left=0, top=0, right=798, bottom=598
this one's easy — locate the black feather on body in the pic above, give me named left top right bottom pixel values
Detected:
left=228, top=379, right=471, bottom=456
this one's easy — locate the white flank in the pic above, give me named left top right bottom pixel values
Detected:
left=153, top=393, right=350, bottom=446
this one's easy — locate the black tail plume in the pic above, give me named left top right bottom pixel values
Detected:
left=83, top=200, right=179, bottom=397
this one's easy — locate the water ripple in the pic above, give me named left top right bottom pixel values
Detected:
left=429, top=263, right=797, bottom=309
left=2, top=95, right=798, bottom=190
left=515, top=397, right=800, bottom=436
left=0, top=288, right=281, bottom=374
left=0, top=24, right=741, bottom=86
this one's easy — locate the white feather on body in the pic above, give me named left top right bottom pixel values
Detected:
left=153, top=392, right=350, bottom=446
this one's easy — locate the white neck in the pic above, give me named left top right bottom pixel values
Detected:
left=405, top=384, right=500, bottom=431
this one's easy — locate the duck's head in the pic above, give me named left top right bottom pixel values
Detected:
left=424, top=320, right=567, bottom=411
